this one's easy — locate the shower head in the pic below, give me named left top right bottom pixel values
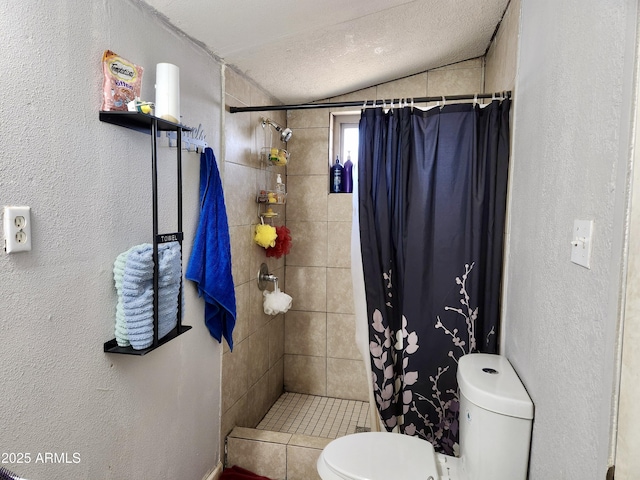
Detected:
left=262, top=117, right=293, bottom=142
left=280, top=127, right=293, bottom=143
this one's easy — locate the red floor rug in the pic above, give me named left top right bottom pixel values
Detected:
left=220, top=465, right=273, bottom=480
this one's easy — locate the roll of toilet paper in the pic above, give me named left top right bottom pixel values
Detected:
left=155, top=63, right=180, bottom=124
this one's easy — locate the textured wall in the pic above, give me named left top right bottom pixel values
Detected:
left=503, top=0, right=638, bottom=478
left=0, top=1, right=224, bottom=478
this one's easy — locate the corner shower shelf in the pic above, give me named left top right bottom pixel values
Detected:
left=259, top=147, right=289, bottom=167
left=256, top=145, right=288, bottom=220
left=100, top=111, right=192, bottom=356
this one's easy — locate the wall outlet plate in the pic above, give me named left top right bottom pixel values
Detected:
left=571, top=219, right=593, bottom=269
left=4, top=206, right=32, bottom=253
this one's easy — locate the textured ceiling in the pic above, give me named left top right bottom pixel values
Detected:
left=141, top=0, right=510, bottom=104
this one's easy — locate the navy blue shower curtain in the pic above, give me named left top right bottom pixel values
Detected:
left=358, top=99, right=510, bottom=454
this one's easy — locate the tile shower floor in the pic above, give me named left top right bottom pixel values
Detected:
left=256, top=392, right=371, bottom=439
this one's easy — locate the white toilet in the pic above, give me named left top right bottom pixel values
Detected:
left=317, top=353, right=534, bottom=480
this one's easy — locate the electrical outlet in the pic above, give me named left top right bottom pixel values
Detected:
left=4, top=206, right=32, bottom=253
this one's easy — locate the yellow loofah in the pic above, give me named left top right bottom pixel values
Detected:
left=254, top=224, right=278, bottom=248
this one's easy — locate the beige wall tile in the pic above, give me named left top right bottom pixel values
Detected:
left=289, top=435, right=332, bottom=449
left=286, top=176, right=328, bottom=222
left=284, top=354, right=326, bottom=395
left=427, top=65, right=483, bottom=97
left=326, top=358, right=370, bottom=401
left=328, top=87, right=377, bottom=112
left=327, top=193, right=353, bottom=222
left=248, top=327, right=270, bottom=386
left=326, top=267, right=355, bottom=314
left=232, top=281, right=251, bottom=348
left=222, top=394, right=247, bottom=437
left=229, top=426, right=291, bottom=443
left=222, top=340, right=250, bottom=413
left=269, top=314, right=285, bottom=367
left=288, top=109, right=331, bottom=129
left=285, top=266, right=327, bottom=312
left=221, top=70, right=287, bottom=450
left=224, top=162, right=257, bottom=227
left=227, top=437, right=287, bottom=480
left=225, top=67, right=252, bottom=105
left=220, top=394, right=248, bottom=461
left=269, top=357, right=284, bottom=405
left=376, top=73, right=428, bottom=101
left=286, top=128, right=329, bottom=176
left=286, top=445, right=323, bottom=480
left=225, top=104, right=254, bottom=167
left=327, top=313, right=360, bottom=360
left=247, top=373, right=271, bottom=427
left=250, top=87, right=271, bottom=109
left=285, top=311, right=327, bottom=356
left=229, top=225, right=253, bottom=285
left=326, top=221, right=351, bottom=268
left=430, top=58, right=483, bottom=71
left=286, top=221, right=328, bottom=267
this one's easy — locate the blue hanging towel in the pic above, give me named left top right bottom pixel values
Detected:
left=186, top=147, right=237, bottom=350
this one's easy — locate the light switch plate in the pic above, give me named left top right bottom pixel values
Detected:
left=571, top=219, right=593, bottom=269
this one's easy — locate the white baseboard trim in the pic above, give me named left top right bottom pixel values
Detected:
left=202, top=461, right=223, bottom=480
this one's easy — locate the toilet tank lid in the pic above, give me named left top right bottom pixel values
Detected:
left=457, top=353, right=534, bottom=419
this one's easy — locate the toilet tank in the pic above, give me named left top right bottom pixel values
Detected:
left=457, top=353, right=534, bottom=480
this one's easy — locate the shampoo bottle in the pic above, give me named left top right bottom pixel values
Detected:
left=341, top=151, right=353, bottom=193
left=276, top=173, right=286, bottom=203
left=330, top=156, right=343, bottom=193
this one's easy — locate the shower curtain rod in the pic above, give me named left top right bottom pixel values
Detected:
left=229, top=91, right=511, bottom=113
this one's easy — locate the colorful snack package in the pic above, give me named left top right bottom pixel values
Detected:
left=101, top=50, right=144, bottom=111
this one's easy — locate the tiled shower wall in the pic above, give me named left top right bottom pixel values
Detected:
left=284, top=58, right=484, bottom=401
left=220, top=67, right=289, bottom=458
left=221, top=58, right=487, bottom=444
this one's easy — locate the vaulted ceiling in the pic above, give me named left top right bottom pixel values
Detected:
left=141, top=0, right=510, bottom=104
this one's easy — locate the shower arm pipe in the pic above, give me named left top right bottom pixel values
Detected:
left=229, top=91, right=511, bottom=113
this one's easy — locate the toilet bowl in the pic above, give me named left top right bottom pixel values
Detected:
left=317, top=353, right=534, bottom=480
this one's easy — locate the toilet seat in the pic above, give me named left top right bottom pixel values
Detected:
left=317, top=432, right=440, bottom=480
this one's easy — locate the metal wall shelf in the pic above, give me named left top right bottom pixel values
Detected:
left=100, top=111, right=192, bottom=355
left=99, top=111, right=189, bottom=133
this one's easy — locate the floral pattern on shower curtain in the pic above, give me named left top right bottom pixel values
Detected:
left=358, top=100, right=511, bottom=455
